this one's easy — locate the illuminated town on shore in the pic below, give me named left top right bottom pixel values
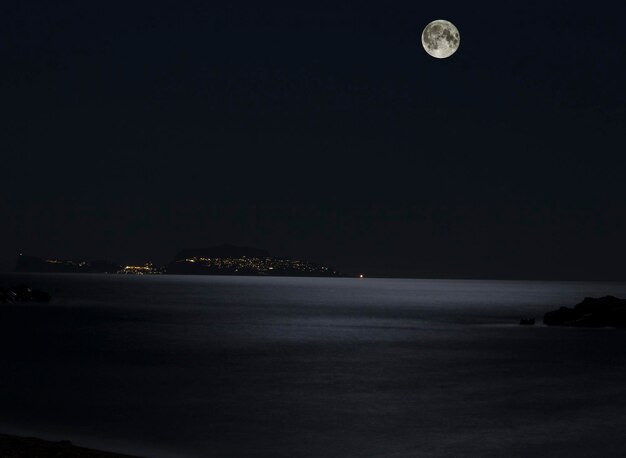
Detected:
left=168, top=255, right=342, bottom=277
left=14, top=245, right=352, bottom=277
left=117, top=263, right=164, bottom=275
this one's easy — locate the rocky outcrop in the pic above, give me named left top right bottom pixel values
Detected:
left=543, top=296, right=626, bottom=327
left=0, top=284, right=51, bottom=304
left=0, top=433, right=143, bottom=457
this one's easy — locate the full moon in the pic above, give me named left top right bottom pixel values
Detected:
left=421, top=20, right=460, bottom=59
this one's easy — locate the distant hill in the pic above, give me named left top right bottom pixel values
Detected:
left=14, top=255, right=120, bottom=274
left=13, top=245, right=351, bottom=278
left=168, top=244, right=348, bottom=277
left=174, top=244, right=271, bottom=261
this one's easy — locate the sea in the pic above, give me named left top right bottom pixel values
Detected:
left=1, top=273, right=626, bottom=458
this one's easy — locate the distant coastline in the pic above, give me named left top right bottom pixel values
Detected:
left=14, top=244, right=352, bottom=278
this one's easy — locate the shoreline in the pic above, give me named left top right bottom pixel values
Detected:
left=0, top=433, right=144, bottom=458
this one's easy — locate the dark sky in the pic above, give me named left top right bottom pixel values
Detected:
left=2, top=0, right=625, bottom=279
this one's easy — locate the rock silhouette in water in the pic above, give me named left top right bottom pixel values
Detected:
left=0, top=285, right=51, bottom=303
left=543, top=296, right=626, bottom=327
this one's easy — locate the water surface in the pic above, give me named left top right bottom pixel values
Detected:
left=1, top=274, right=625, bottom=457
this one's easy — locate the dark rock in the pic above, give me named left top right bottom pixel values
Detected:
left=29, top=288, right=52, bottom=302
left=574, top=296, right=622, bottom=315
left=543, top=306, right=579, bottom=326
left=0, top=288, right=17, bottom=303
left=544, top=296, right=626, bottom=327
left=0, top=432, right=143, bottom=457
left=0, top=285, right=51, bottom=303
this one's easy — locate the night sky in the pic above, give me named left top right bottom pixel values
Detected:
left=2, top=0, right=625, bottom=279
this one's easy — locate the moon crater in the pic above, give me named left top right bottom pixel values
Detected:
left=421, top=20, right=460, bottom=59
